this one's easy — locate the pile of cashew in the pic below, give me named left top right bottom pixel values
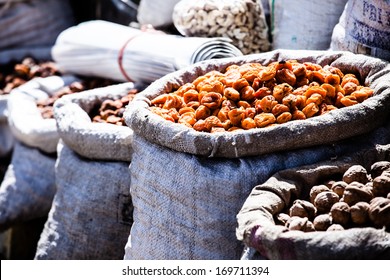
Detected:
left=172, top=0, right=270, bottom=55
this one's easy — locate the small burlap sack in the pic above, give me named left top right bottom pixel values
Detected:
left=0, top=141, right=56, bottom=232
left=0, top=76, right=76, bottom=231
left=237, top=133, right=390, bottom=259
left=123, top=50, right=390, bottom=259
left=35, top=83, right=136, bottom=259
left=35, top=142, right=133, bottom=260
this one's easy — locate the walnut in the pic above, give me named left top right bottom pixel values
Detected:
left=275, top=213, right=290, bottom=226
left=289, top=199, right=316, bottom=220
left=326, top=224, right=344, bottom=231
left=372, top=175, right=390, bottom=197
left=287, top=217, right=315, bottom=232
left=313, top=214, right=332, bottom=231
left=331, top=181, right=348, bottom=198
left=342, top=165, right=369, bottom=184
left=350, top=201, right=370, bottom=225
left=314, top=191, right=339, bottom=213
left=368, top=197, right=390, bottom=228
left=309, top=184, right=330, bottom=204
left=342, top=182, right=374, bottom=206
left=330, top=202, right=350, bottom=226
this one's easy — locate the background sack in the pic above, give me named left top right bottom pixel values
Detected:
left=35, top=142, right=133, bottom=260
left=125, top=49, right=390, bottom=158
left=35, top=83, right=136, bottom=259
left=270, top=0, right=348, bottom=50
left=236, top=125, right=390, bottom=259
left=0, top=0, right=74, bottom=50
left=330, top=0, right=390, bottom=61
left=0, top=141, right=56, bottom=232
left=137, top=0, right=180, bottom=28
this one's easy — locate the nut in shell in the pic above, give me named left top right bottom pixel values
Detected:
left=289, top=199, right=316, bottom=220
left=342, top=165, right=369, bottom=184
left=287, top=217, right=315, bottom=232
left=314, top=191, right=339, bottom=213
left=309, top=184, right=330, bottom=204
left=313, top=214, right=332, bottom=231
left=370, top=161, right=390, bottom=179
left=368, top=197, right=390, bottom=228
left=350, top=201, right=370, bottom=225
left=372, top=175, right=390, bottom=197
left=342, top=182, right=374, bottom=206
left=331, top=181, right=348, bottom=198
left=326, top=224, right=345, bottom=231
left=330, top=202, right=350, bottom=226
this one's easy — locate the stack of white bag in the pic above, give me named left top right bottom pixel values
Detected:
left=51, top=20, right=243, bottom=84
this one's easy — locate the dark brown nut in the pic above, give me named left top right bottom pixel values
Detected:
left=330, top=202, right=350, bottom=226
left=275, top=213, right=290, bottom=226
left=368, top=197, right=390, bottom=228
left=342, top=165, right=369, bottom=184
left=313, top=214, right=332, bottom=231
left=331, top=181, right=348, bottom=198
left=342, top=183, right=374, bottom=206
left=288, top=199, right=317, bottom=220
left=372, top=175, right=390, bottom=197
left=287, top=217, right=315, bottom=232
left=314, top=191, right=339, bottom=213
left=350, top=201, right=370, bottom=225
left=370, top=161, right=390, bottom=179
left=327, top=224, right=345, bottom=231
left=309, top=184, right=330, bottom=204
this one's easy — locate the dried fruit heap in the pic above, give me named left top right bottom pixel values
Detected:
left=275, top=161, right=390, bottom=232
left=150, top=60, right=374, bottom=133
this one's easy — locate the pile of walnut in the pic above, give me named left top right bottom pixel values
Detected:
left=150, top=60, right=374, bottom=133
left=275, top=161, right=390, bottom=232
left=1, top=57, right=60, bottom=95
left=90, top=89, right=138, bottom=126
left=37, top=78, right=115, bottom=119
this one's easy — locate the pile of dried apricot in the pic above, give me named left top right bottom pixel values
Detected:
left=150, top=60, right=373, bottom=132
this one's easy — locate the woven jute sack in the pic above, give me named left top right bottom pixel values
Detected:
left=0, top=141, right=56, bottom=232
left=123, top=50, right=390, bottom=259
left=0, top=76, right=76, bottom=231
left=35, top=142, right=133, bottom=260
left=35, top=83, right=136, bottom=259
left=236, top=125, right=390, bottom=260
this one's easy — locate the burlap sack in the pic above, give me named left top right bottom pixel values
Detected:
left=236, top=129, right=390, bottom=260
left=0, top=141, right=56, bottom=232
left=0, top=0, right=74, bottom=50
left=54, top=82, right=135, bottom=161
left=270, top=0, right=348, bottom=50
left=330, top=0, right=390, bottom=61
left=123, top=50, right=389, bottom=259
left=35, top=83, right=136, bottom=259
left=7, top=75, right=79, bottom=154
left=35, top=142, right=132, bottom=260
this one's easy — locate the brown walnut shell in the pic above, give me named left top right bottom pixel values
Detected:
left=314, top=191, right=339, bottom=213
left=368, top=197, right=390, bottom=228
left=342, top=165, right=369, bottom=184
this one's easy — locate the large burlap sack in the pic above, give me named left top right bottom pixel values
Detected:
left=236, top=127, right=390, bottom=259
left=0, top=0, right=74, bottom=50
left=35, top=83, right=136, bottom=259
left=125, top=49, right=390, bottom=158
left=270, top=0, right=348, bottom=50
left=330, top=0, right=390, bottom=61
left=35, top=142, right=133, bottom=260
left=123, top=49, right=390, bottom=259
left=0, top=141, right=56, bottom=232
